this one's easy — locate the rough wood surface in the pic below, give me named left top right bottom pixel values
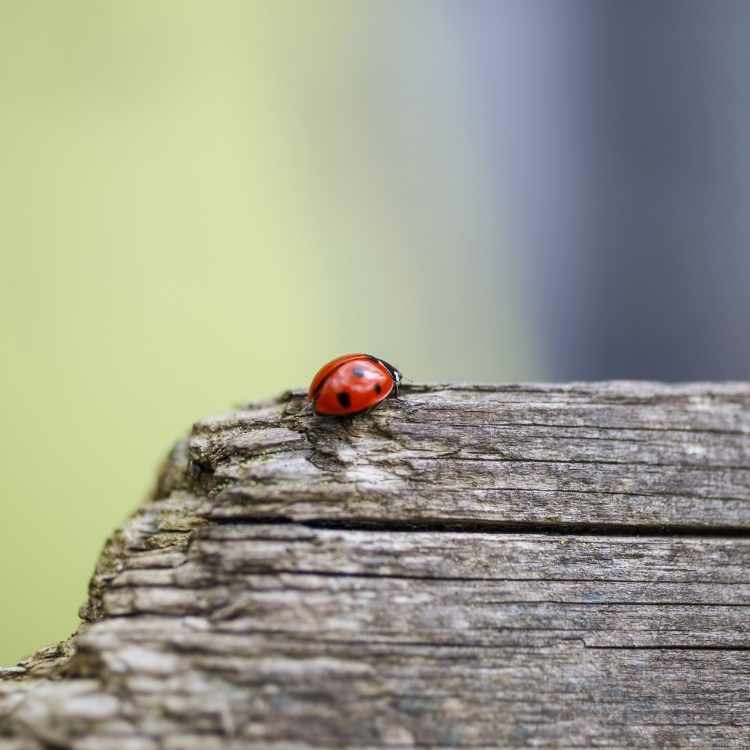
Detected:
left=2, top=383, right=750, bottom=748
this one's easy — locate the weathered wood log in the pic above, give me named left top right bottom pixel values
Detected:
left=2, top=383, right=750, bottom=748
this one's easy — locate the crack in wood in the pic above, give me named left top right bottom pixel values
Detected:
left=208, top=515, right=750, bottom=538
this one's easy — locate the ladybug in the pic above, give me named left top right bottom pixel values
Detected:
left=308, top=353, right=402, bottom=416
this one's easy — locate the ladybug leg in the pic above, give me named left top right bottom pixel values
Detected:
left=390, top=389, right=410, bottom=412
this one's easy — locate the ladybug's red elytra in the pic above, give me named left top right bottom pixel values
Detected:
left=308, top=353, right=402, bottom=416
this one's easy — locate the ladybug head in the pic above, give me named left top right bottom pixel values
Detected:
left=374, top=357, right=401, bottom=396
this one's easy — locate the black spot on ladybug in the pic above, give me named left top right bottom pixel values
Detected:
left=352, top=367, right=366, bottom=378
left=337, top=392, right=351, bottom=408
left=374, top=383, right=382, bottom=394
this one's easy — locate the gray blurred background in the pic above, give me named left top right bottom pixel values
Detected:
left=459, top=0, right=750, bottom=379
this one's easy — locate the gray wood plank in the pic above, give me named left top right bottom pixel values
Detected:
left=191, top=384, right=750, bottom=528
left=2, top=383, right=750, bottom=748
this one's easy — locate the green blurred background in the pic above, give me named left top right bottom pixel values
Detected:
left=0, top=2, right=532, bottom=665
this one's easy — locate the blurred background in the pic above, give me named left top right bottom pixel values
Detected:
left=1, top=1, right=749, bottom=664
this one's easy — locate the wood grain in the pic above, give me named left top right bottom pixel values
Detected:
left=2, top=383, right=749, bottom=748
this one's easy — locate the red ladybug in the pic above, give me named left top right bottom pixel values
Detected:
left=308, top=353, right=402, bottom=416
